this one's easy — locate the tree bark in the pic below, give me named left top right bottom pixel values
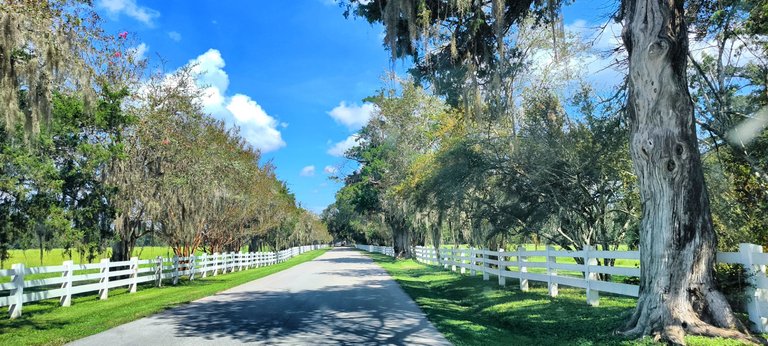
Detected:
left=388, top=214, right=412, bottom=258
left=620, top=0, right=755, bottom=344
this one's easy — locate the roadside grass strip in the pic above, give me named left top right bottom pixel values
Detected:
left=364, top=251, right=751, bottom=346
left=0, top=248, right=329, bottom=346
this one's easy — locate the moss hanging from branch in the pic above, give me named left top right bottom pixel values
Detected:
left=0, top=0, right=100, bottom=139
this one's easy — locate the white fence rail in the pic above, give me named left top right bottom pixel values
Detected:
left=1, top=244, right=328, bottom=318
left=355, top=244, right=395, bottom=257
left=357, top=243, right=768, bottom=333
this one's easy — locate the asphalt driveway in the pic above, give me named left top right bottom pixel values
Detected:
left=69, top=247, right=450, bottom=345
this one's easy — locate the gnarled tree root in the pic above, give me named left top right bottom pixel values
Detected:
left=618, top=293, right=767, bottom=345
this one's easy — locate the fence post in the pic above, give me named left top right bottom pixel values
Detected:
left=60, top=260, right=73, bottom=306
left=460, top=249, right=467, bottom=274
left=189, top=254, right=196, bottom=281
left=441, top=248, right=448, bottom=269
left=483, top=249, right=490, bottom=281
left=213, top=252, right=219, bottom=276
left=155, top=256, right=163, bottom=287
left=129, top=257, right=138, bottom=293
left=201, top=253, right=208, bottom=278
left=740, top=243, right=767, bottom=332
left=222, top=252, right=228, bottom=273
left=584, top=245, right=599, bottom=306
left=99, top=258, right=110, bottom=300
left=9, top=263, right=24, bottom=318
left=498, top=248, right=506, bottom=286
left=470, top=248, right=476, bottom=276
left=518, top=246, right=529, bottom=292
left=546, top=245, right=558, bottom=297
left=222, top=253, right=228, bottom=273
left=172, top=256, right=179, bottom=285
left=451, top=248, right=457, bottom=272
left=228, top=253, right=233, bottom=272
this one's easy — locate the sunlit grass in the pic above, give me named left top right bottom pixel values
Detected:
left=365, top=251, right=753, bottom=346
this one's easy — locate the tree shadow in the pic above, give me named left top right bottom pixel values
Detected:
left=150, top=280, right=448, bottom=345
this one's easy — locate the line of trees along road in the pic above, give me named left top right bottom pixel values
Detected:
left=0, top=2, right=331, bottom=268
left=324, top=0, right=767, bottom=344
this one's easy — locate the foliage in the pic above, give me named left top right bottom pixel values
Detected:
left=686, top=0, right=768, bottom=251
left=0, top=0, right=103, bottom=138
left=0, top=2, right=330, bottom=265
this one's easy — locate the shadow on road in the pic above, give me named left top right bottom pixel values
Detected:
left=151, top=249, right=446, bottom=345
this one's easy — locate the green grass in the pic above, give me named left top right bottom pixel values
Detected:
left=0, top=248, right=329, bottom=346
left=364, top=252, right=750, bottom=346
left=2, top=245, right=265, bottom=269
left=1, top=247, right=178, bottom=269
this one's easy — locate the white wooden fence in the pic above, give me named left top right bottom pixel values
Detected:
left=1, top=244, right=327, bottom=319
left=356, top=244, right=395, bottom=257
left=357, top=243, right=768, bottom=333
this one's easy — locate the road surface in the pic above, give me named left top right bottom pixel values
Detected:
left=69, top=247, right=451, bottom=345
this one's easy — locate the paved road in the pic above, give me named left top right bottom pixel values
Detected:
left=69, top=247, right=451, bottom=345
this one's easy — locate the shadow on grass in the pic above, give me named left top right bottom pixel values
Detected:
left=368, top=253, right=643, bottom=346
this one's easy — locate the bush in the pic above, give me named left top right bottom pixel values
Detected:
left=714, top=263, right=751, bottom=313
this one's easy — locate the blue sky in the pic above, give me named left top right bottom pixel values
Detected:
left=94, top=0, right=623, bottom=214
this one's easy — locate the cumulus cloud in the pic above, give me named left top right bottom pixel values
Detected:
left=328, top=102, right=377, bottom=130
left=168, top=31, right=182, bottom=42
left=97, top=0, right=160, bottom=26
left=168, top=31, right=181, bottom=42
left=300, top=166, right=316, bottom=177
left=323, top=165, right=338, bottom=174
left=328, top=134, right=360, bottom=157
left=187, top=49, right=285, bottom=152
left=127, top=43, right=148, bottom=61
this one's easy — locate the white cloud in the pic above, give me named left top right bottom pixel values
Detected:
left=300, top=166, right=316, bottom=177
left=168, top=31, right=182, bottom=42
left=97, top=0, right=160, bottom=26
left=328, top=102, right=376, bottom=130
left=321, top=0, right=369, bottom=5
left=190, top=49, right=229, bottom=93
left=127, top=43, right=148, bottom=61
left=558, top=19, right=625, bottom=89
left=226, top=95, right=286, bottom=152
left=328, top=134, right=360, bottom=157
left=186, top=49, right=285, bottom=153
left=688, top=34, right=762, bottom=68
left=323, top=165, right=338, bottom=174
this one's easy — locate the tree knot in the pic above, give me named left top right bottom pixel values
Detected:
left=648, top=39, right=669, bottom=58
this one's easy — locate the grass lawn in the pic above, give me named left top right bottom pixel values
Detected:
left=1, top=247, right=177, bottom=269
left=0, top=248, right=329, bottom=346
left=364, top=252, right=751, bottom=346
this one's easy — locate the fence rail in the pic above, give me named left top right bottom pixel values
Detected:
left=356, top=243, right=768, bottom=333
left=1, top=244, right=328, bottom=318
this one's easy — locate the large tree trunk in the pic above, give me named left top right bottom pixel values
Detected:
left=388, top=214, right=412, bottom=258
left=620, top=0, right=754, bottom=344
